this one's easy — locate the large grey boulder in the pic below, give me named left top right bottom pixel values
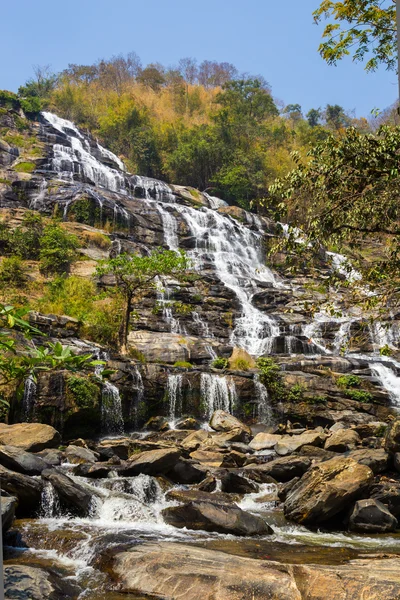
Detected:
left=167, top=458, right=208, bottom=484
left=0, top=445, right=47, bottom=475
left=349, top=498, right=398, bottom=533
left=275, top=431, right=326, bottom=456
left=124, top=448, right=181, bottom=475
left=181, top=429, right=210, bottom=452
left=162, top=501, right=272, bottom=536
left=0, top=465, right=42, bottom=515
left=370, top=480, right=400, bottom=517
left=41, top=469, right=93, bottom=516
left=64, top=445, right=99, bottom=464
left=245, top=456, right=311, bottom=482
left=249, top=432, right=282, bottom=451
left=4, top=564, right=79, bottom=599
left=0, top=423, right=60, bottom=452
left=325, top=429, right=361, bottom=452
left=347, top=448, right=389, bottom=474
left=284, top=457, right=374, bottom=525
left=210, top=410, right=251, bottom=439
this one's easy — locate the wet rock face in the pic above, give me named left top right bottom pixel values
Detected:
left=0, top=465, right=43, bottom=516
left=41, top=469, right=93, bottom=517
left=349, top=498, right=398, bottom=533
left=0, top=423, right=61, bottom=452
left=1, top=496, right=17, bottom=532
left=0, top=445, right=48, bottom=475
left=162, top=501, right=272, bottom=536
left=4, top=564, right=80, bottom=600
left=284, top=457, right=374, bottom=526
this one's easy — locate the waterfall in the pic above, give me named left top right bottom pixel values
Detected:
left=167, top=374, right=183, bottom=424
left=173, top=204, right=281, bottom=355
left=41, top=112, right=126, bottom=193
left=326, top=251, right=362, bottom=282
left=155, top=204, right=179, bottom=250
left=156, top=279, right=186, bottom=334
left=130, top=365, right=145, bottom=428
left=200, top=373, right=237, bottom=419
left=130, top=175, right=176, bottom=203
left=22, top=376, right=37, bottom=421
left=101, top=381, right=124, bottom=435
left=370, top=364, right=400, bottom=408
left=333, top=320, right=353, bottom=354
left=192, top=311, right=212, bottom=338
left=203, top=192, right=228, bottom=209
left=253, top=374, right=272, bottom=423
left=40, top=481, right=60, bottom=518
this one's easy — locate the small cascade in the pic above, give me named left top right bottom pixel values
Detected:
left=326, top=251, right=362, bottom=282
left=203, top=191, right=228, bottom=209
left=41, top=112, right=126, bottom=193
left=370, top=364, right=400, bottom=408
left=101, top=381, right=124, bottom=435
left=29, top=178, right=48, bottom=210
left=130, top=175, right=176, bottom=203
left=155, top=204, right=179, bottom=250
left=333, top=320, right=353, bottom=354
left=369, top=321, right=399, bottom=353
left=302, top=317, right=329, bottom=355
left=200, top=373, right=237, bottom=419
left=130, top=365, right=145, bottom=428
left=192, top=311, right=212, bottom=338
left=254, top=374, right=273, bottom=423
left=40, top=481, right=60, bottom=518
left=156, top=279, right=186, bottom=334
left=22, top=376, right=37, bottom=421
left=167, top=374, right=183, bottom=424
left=173, top=203, right=282, bottom=355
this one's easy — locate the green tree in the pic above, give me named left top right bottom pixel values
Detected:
left=324, top=104, right=351, bottom=130
left=96, top=250, right=189, bottom=352
left=306, top=108, right=322, bottom=127
left=314, top=1, right=396, bottom=72
left=39, top=222, right=80, bottom=275
left=283, top=104, right=303, bottom=123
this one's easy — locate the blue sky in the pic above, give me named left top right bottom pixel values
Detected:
left=1, top=0, right=397, bottom=117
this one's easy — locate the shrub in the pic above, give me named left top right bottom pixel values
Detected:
left=287, top=383, right=305, bottom=402
left=232, top=358, right=251, bottom=371
left=336, top=375, right=361, bottom=389
left=256, top=357, right=286, bottom=401
left=380, top=344, right=392, bottom=357
left=0, top=257, right=28, bottom=286
left=0, top=90, right=20, bottom=110
left=66, top=375, right=100, bottom=409
left=14, top=161, right=36, bottom=173
left=212, top=357, right=229, bottom=369
left=173, top=361, right=193, bottom=368
left=344, top=389, right=373, bottom=403
left=82, top=299, right=122, bottom=347
left=38, top=276, right=96, bottom=319
left=80, top=231, right=111, bottom=250
left=39, top=223, right=80, bottom=275
left=128, top=347, right=147, bottom=363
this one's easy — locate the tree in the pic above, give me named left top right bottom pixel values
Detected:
left=216, top=79, right=278, bottom=122
left=283, top=104, right=303, bottom=123
left=313, top=0, right=396, bottom=72
left=306, top=108, right=322, bottom=127
left=137, top=66, right=166, bottom=91
left=178, top=57, right=198, bottom=84
left=96, top=250, right=189, bottom=352
left=324, top=104, right=351, bottom=130
left=268, top=125, right=400, bottom=302
left=39, top=222, right=80, bottom=275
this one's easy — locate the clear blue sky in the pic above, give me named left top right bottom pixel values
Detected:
left=2, top=0, right=397, bottom=117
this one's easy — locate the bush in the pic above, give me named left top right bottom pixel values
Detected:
left=212, top=357, right=229, bottom=369
left=19, top=96, right=43, bottom=115
left=0, top=257, right=28, bottom=286
left=66, top=375, right=100, bottom=409
left=287, top=383, right=305, bottom=402
left=344, top=389, right=373, bottom=403
left=380, top=344, right=392, bottom=357
left=39, top=223, right=80, bottom=275
left=336, top=375, right=361, bottom=389
left=173, top=361, right=193, bottom=368
left=0, top=90, right=20, bottom=110
left=256, top=357, right=286, bottom=400
left=82, top=299, right=122, bottom=347
left=12, top=211, right=44, bottom=259
left=14, top=162, right=36, bottom=173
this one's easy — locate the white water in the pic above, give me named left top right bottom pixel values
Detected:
left=131, top=174, right=176, bottom=203
left=101, top=381, right=124, bottom=434
left=200, top=373, right=237, bottom=419
left=41, top=112, right=126, bottom=192
left=254, top=374, right=273, bottom=423
left=370, top=363, right=400, bottom=407
left=167, top=374, right=183, bottom=424
left=22, top=376, right=37, bottom=421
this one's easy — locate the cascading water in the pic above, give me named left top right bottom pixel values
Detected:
left=167, top=374, right=183, bottom=424
left=41, top=112, right=126, bottom=193
left=200, top=373, right=237, bottom=419
left=173, top=204, right=281, bottom=355
left=370, top=363, right=400, bottom=408
left=101, top=381, right=124, bottom=435
left=130, top=175, right=176, bottom=203
left=22, top=376, right=37, bottom=421
left=254, top=374, right=273, bottom=423
left=130, top=365, right=145, bottom=428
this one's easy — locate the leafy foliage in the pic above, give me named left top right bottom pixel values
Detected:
left=211, top=357, right=229, bottom=369
left=314, top=0, right=396, bottom=72
left=336, top=374, right=361, bottom=388
left=39, top=222, right=80, bottom=275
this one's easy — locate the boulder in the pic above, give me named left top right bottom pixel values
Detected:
left=209, top=410, right=251, bottom=437
left=72, top=463, right=114, bottom=478
left=181, top=429, right=210, bottom=452
left=284, top=457, right=374, bottom=525
left=354, top=421, right=387, bottom=439
left=112, top=542, right=301, bottom=600
left=175, top=417, right=201, bottom=430
left=385, top=419, right=400, bottom=454
left=64, top=445, right=99, bottom=464
left=221, top=450, right=248, bottom=468
left=245, top=456, right=311, bottom=482
left=167, top=458, right=208, bottom=484
left=4, top=564, right=79, bottom=600
left=189, top=449, right=225, bottom=467
left=124, top=448, right=181, bottom=475
left=275, top=431, right=326, bottom=456
left=370, top=480, right=400, bottom=517
left=166, top=489, right=239, bottom=505
left=249, top=432, right=282, bottom=451
left=197, top=475, right=217, bottom=492
left=349, top=498, right=398, bottom=533
left=144, top=416, right=170, bottom=431
left=0, top=423, right=60, bottom=452
left=0, top=465, right=42, bottom=515
left=394, top=452, right=400, bottom=473
left=278, top=477, right=301, bottom=502
left=347, top=448, right=389, bottom=474
left=211, top=428, right=251, bottom=444
left=41, top=469, right=93, bottom=516
left=219, top=471, right=259, bottom=494
left=162, top=501, right=272, bottom=536
left=325, top=429, right=361, bottom=452
left=1, top=496, right=17, bottom=532
left=297, top=445, right=337, bottom=461
left=35, top=449, right=63, bottom=466
left=0, top=445, right=47, bottom=475
left=228, top=347, right=256, bottom=369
